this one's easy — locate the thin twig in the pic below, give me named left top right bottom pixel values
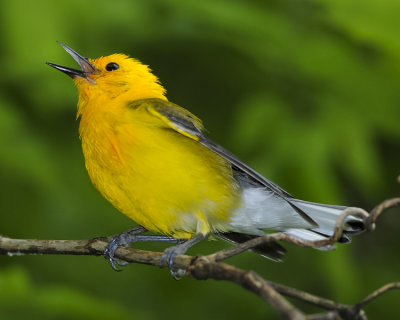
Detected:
left=0, top=236, right=304, bottom=319
left=0, top=236, right=192, bottom=269
left=0, top=195, right=399, bottom=319
left=355, top=282, right=400, bottom=310
left=366, top=198, right=400, bottom=231
left=189, top=257, right=306, bottom=320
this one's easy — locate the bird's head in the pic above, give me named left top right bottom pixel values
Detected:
left=47, top=42, right=166, bottom=116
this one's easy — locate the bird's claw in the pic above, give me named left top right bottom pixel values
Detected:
left=160, top=246, right=186, bottom=280
left=104, top=234, right=133, bottom=271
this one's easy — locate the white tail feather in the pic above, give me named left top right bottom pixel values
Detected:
left=230, top=188, right=314, bottom=234
left=229, top=188, right=364, bottom=246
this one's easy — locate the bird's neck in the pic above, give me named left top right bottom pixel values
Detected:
left=77, top=83, right=167, bottom=139
left=76, top=81, right=166, bottom=117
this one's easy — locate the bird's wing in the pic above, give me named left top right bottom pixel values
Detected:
left=134, top=98, right=317, bottom=227
left=143, top=98, right=204, bottom=141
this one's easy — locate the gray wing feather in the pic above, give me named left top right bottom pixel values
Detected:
left=144, top=98, right=317, bottom=227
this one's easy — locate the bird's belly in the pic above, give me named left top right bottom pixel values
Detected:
left=82, top=125, right=240, bottom=238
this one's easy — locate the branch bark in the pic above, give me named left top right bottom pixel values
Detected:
left=1, top=196, right=399, bottom=319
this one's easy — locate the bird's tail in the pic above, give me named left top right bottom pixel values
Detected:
left=283, top=199, right=365, bottom=248
left=222, top=193, right=365, bottom=259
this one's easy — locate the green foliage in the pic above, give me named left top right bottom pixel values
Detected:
left=0, top=0, right=399, bottom=319
left=0, top=267, right=151, bottom=320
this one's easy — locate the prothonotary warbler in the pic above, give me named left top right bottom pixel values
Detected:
left=47, top=42, right=365, bottom=278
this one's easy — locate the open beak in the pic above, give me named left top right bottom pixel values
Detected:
left=46, top=42, right=96, bottom=79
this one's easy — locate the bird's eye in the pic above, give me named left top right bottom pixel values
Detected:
left=105, top=62, right=119, bottom=71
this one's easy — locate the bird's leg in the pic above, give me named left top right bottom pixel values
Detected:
left=104, top=226, right=183, bottom=271
left=160, top=233, right=206, bottom=280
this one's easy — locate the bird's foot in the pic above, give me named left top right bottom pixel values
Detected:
left=160, top=245, right=189, bottom=280
left=160, top=233, right=206, bottom=280
left=104, top=226, right=184, bottom=271
left=104, top=226, right=147, bottom=271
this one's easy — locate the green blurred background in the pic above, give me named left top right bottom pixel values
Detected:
left=1, top=0, right=399, bottom=319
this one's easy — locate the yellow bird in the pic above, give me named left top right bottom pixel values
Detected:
left=47, top=43, right=364, bottom=278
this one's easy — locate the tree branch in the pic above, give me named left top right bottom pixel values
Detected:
left=1, top=195, right=399, bottom=319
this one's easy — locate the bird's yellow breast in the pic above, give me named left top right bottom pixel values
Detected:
left=79, top=98, right=240, bottom=239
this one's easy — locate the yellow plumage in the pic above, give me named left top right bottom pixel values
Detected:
left=75, top=55, right=239, bottom=239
